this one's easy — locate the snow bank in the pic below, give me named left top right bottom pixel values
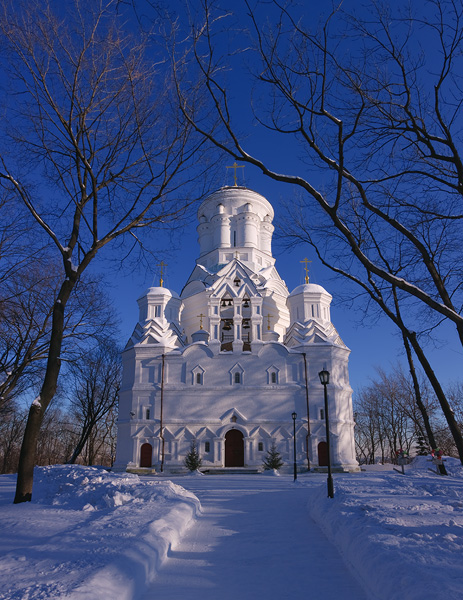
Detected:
left=34, top=464, right=198, bottom=511
left=306, top=457, right=463, bottom=600
left=0, top=466, right=200, bottom=600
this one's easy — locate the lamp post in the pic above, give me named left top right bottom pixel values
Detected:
left=318, top=369, right=334, bottom=498
left=292, top=411, right=297, bottom=481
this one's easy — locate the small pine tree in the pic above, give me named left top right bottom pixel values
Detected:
left=416, top=435, right=429, bottom=456
left=184, top=440, right=202, bottom=471
left=262, top=442, right=284, bottom=471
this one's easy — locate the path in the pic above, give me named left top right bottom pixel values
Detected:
left=141, top=474, right=368, bottom=599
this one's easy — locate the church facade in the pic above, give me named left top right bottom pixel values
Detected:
left=114, top=186, right=358, bottom=473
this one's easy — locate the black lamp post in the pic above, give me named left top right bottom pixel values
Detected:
left=292, top=411, right=297, bottom=481
left=318, top=368, right=334, bottom=498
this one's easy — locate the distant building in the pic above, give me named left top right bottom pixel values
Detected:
left=114, top=186, right=358, bottom=473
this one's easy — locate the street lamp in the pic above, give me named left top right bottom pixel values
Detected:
left=292, top=411, right=297, bottom=481
left=318, top=368, right=334, bottom=498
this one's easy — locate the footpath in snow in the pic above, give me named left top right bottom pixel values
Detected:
left=140, top=474, right=367, bottom=600
left=1, top=459, right=463, bottom=599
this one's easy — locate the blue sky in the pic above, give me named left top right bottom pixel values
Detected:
left=97, top=0, right=463, bottom=397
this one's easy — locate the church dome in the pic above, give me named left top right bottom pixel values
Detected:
left=197, top=186, right=274, bottom=221
left=140, top=286, right=180, bottom=300
left=289, top=283, right=330, bottom=297
left=287, top=282, right=332, bottom=325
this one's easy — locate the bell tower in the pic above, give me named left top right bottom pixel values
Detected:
left=181, top=186, right=290, bottom=347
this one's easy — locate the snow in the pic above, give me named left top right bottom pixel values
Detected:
left=31, top=396, right=41, bottom=408
left=0, top=466, right=199, bottom=599
left=306, top=457, right=463, bottom=600
left=0, top=459, right=463, bottom=599
left=66, top=257, right=78, bottom=273
left=139, top=474, right=366, bottom=600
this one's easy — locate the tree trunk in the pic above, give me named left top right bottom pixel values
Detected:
left=401, top=333, right=447, bottom=474
left=407, top=331, right=463, bottom=465
left=67, top=423, right=93, bottom=465
left=14, top=278, right=75, bottom=503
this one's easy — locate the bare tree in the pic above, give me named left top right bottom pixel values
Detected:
left=0, top=248, right=119, bottom=413
left=66, top=341, right=121, bottom=466
left=0, top=193, right=54, bottom=410
left=170, top=0, right=463, bottom=460
left=0, top=0, right=209, bottom=502
left=0, top=408, right=26, bottom=474
left=82, top=403, right=118, bottom=467
left=354, top=366, right=440, bottom=464
left=35, top=405, right=76, bottom=467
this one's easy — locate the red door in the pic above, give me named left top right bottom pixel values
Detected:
left=318, top=441, right=328, bottom=466
left=140, top=443, right=152, bottom=468
left=225, top=430, right=244, bottom=467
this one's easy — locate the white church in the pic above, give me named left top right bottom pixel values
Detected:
left=114, top=184, right=358, bottom=473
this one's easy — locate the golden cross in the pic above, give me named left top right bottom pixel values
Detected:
left=300, top=257, right=312, bottom=284
left=157, top=261, right=167, bottom=287
left=226, top=161, right=245, bottom=187
left=266, top=313, right=273, bottom=331
left=197, top=313, right=206, bottom=330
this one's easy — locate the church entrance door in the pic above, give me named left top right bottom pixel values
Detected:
left=225, top=430, right=244, bottom=467
left=318, top=441, right=328, bottom=467
left=140, top=443, right=152, bottom=468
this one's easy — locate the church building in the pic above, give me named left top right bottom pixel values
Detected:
left=114, top=184, right=358, bottom=473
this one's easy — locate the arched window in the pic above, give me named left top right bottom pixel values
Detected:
left=230, top=364, right=244, bottom=385
left=267, top=367, right=279, bottom=384
left=258, top=442, right=264, bottom=452
left=192, top=366, right=205, bottom=385
left=145, top=408, right=150, bottom=420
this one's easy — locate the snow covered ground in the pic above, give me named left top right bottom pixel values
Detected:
left=0, top=458, right=462, bottom=599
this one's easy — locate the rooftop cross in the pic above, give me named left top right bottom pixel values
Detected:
left=266, top=313, right=273, bottom=331
left=197, top=313, right=206, bottom=330
left=300, top=257, right=312, bottom=284
left=226, top=161, right=245, bottom=187
left=157, top=261, right=167, bottom=287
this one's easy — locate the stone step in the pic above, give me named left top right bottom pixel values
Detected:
left=201, top=467, right=262, bottom=475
